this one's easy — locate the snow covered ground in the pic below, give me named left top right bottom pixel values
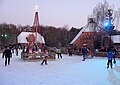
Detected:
left=0, top=50, right=120, bottom=85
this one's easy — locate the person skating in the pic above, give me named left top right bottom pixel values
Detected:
left=68, top=47, right=73, bottom=56
left=107, top=48, right=113, bottom=68
left=57, top=48, right=62, bottom=59
left=113, top=47, right=117, bottom=64
left=41, top=50, right=49, bottom=65
left=2, top=46, right=12, bottom=66
left=82, top=45, right=88, bottom=61
left=15, top=45, right=18, bottom=56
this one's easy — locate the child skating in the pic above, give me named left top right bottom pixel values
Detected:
left=41, top=50, right=49, bottom=65
left=107, top=48, right=113, bottom=68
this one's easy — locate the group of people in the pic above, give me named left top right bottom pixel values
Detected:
left=1, top=44, right=64, bottom=66
left=81, top=44, right=118, bottom=68
left=41, top=48, right=63, bottom=65
left=1, top=45, right=49, bottom=66
left=1, top=44, right=118, bottom=68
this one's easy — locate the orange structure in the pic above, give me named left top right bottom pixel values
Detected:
left=71, top=31, right=114, bottom=50
left=73, top=32, right=97, bottom=48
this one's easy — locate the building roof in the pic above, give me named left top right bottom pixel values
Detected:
left=70, top=24, right=100, bottom=44
left=111, top=35, right=120, bottom=43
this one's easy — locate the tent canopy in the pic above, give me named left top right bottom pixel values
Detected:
left=17, top=32, right=45, bottom=44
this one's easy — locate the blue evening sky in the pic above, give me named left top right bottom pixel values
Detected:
left=0, top=0, right=120, bottom=29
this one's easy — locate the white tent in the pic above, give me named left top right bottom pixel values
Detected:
left=17, top=32, right=45, bottom=44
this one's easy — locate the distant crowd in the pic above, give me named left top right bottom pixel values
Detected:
left=0, top=44, right=119, bottom=68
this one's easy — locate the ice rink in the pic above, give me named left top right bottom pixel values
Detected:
left=0, top=50, right=120, bottom=85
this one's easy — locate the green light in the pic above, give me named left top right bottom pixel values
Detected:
left=2, top=34, right=4, bottom=37
left=4, top=34, right=7, bottom=37
left=1, top=33, right=8, bottom=38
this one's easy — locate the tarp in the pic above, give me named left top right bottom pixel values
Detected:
left=17, top=32, right=45, bottom=44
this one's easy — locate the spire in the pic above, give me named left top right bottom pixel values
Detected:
left=32, top=3, right=41, bottom=35
left=34, top=3, right=39, bottom=12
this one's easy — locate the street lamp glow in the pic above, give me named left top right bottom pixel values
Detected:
left=103, top=19, right=113, bottom=31
left=2, top=34, right=4, bottom=37
left=1, top=33, right=8, bottom=38
left=4, top=34, right=7, bottom=37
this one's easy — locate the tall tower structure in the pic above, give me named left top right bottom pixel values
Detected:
left=32, top=4, right=41, bottom=35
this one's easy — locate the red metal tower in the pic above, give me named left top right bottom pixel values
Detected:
left=26, top=4, right=41, bottom=54
left=32, top=11, right=41, bottom=35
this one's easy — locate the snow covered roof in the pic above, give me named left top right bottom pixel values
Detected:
left=70, top=25, right=88, bottom=44
left=70, top=23, right=100, bottom=44
left=17, top=32, right=45, bottom=44
left=111, top=35, right=120, bottom=43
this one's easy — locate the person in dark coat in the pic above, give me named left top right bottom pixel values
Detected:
left=2, top=46, right=12, bottom=66
left=68, top=47, right=73, bottom=56
left=113, top=47, right=117, bottom=64
left=82, top=46, right=88, bottom=61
